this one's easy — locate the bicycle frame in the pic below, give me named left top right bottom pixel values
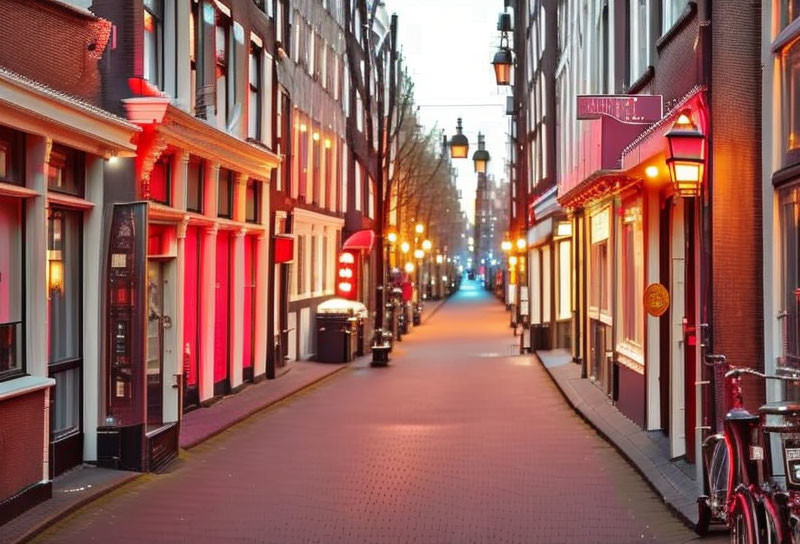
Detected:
left=698, top=354, right=800, bottom=543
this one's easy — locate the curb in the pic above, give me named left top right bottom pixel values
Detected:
left=11, top=472, right=142, bottom=544
left=534, top=355, right=699, bottom=532
left=182, top=364, right=350, bottom=450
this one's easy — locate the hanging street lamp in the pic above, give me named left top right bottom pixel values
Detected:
left=449, top=118, right=469, bottom=159
left=492, top=12, right=513, bottom=86
left=665, top=109, right=706, bottom=197
left=472, top=133, right=491, bottom=173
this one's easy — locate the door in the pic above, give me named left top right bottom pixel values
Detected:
left=146, top=261, right=167, bottom=428
left=214, top=232, right=231, bottom=394
left=182, top=226, right=201, bottom=410
left=48, top=208, right=83, bottom=477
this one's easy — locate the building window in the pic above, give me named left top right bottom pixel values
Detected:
left=48, top=145, right=85, bottom=197
left=322, top=235, right=329, bottom=292
left=216, top=9, right=233, bottom=128
left=0, top=196, right=23, bottom=381
left=312, top=129, right=321, bottom=204
left=296, top=234, right=305, bottom=295
left=590, top=241, right=609, bottom=312
left=0, top=125, right=24, bottom=186
left=249, top=42, right=262, bottom=141
left=620, top=204, right=644, bottom=346
left=218, top=167, right=233, bottom=218
left=783, top=39, right=800, bottom=166
left=149, top=155, right=171, bottom=205
left=662, top=0, right=687, bottom=32
left=557, top=239, right=572, bottom=320
left=781, top=0, right=800, bottom=29
left=190, top=0, right=201, bottom=116
left=629, top=0, right=649, bottom=83
left=311, top=234, right=318, bottom=292
left=143, top=0, right=163, bottom=89
left=245, top=180, right=259, bottom=223
left=48, top=209, right=82, bottom=438
left=187, top=157, right=204, bottom=212
left=781, top=187, right=800, bottom=364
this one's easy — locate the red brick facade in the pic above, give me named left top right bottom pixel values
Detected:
left=0, top=0, right=110, bottom=105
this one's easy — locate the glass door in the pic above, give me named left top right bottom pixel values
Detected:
left=146, top=261, right=165, bottom=428
left=47, top=208, right=83, bottom=477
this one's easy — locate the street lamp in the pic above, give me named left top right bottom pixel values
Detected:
left=449, top=118, right=469, bottom=159
left=665, top=109, right=705, bottom=197
left=492, top=13, right=513, bottom=86
left=472, top=133, right=491, bottom=174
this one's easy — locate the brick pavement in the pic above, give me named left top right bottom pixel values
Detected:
left=33, top=280, right=727, bottom=543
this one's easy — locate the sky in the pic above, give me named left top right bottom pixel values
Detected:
left=387, top=0, right=510, bottom=225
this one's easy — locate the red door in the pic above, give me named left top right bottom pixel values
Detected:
left=214, top=231, right=231, bottom=396
left=242, top=235, right=255, bottom=381
left=183, top=226, right=201, bottom=409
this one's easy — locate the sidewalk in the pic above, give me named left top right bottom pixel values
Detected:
left=3, top=298, right=451, bottom=543
left=537, top=348, right=701, bottom=528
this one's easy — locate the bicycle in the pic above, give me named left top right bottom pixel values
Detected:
left=698, top=353, right=800, bottom=543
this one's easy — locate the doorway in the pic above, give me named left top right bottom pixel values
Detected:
left=146, top=260, right=169, bottom=429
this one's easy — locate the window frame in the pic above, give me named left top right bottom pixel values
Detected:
left=143, top=0, right=164, bottom=90
left=47, top=144, right=85, bottom=198
left=0, top=196, right=25, bottom=382
left=217, top=167, right=233, bottom=219
left=249, top=41, right=263, bottom=141
left=245, top=179, right=260, bottom=223
left=186, top=157, right=204, bottom=213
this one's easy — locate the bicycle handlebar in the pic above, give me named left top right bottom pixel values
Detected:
left=704, top=353, right=800, bottom=381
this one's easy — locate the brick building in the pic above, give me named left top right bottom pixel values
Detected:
left=504, top=0, right=762, bottom=477
left=0, top=0, right=139, bottom=524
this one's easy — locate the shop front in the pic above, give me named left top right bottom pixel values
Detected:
left=562, top=91, right=708, bottom=461
left=0, top=69, right=138, bottom=522
left=94, top=99, right=278, bottom=472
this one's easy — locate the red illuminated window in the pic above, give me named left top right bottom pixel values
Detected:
left=149, top=155, right=171, bottom=205
left=0, top=196, right=23, bottom=381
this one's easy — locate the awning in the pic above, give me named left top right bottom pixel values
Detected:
left=342, top=229, right=375, bottom=253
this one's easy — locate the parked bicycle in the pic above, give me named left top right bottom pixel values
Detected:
left=698, top=353, right=800, bottom=543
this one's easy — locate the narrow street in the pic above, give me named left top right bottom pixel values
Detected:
left=37, top=281, right=722, bottom=544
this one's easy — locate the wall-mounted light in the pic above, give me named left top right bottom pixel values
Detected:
left=415, top=223, right=425, bottom=234
left=665, top=109, right=705, bottom=197
left=422, top=240, right=432, bottom=252
left=516, top=237, right=526, bottom=251
left=324, top=138, right=332, bottom=149
left=387, top=232, right=397, bottom=244
left=312, top=132, right=320, bottom=141
left=645, top=165, right=659, bottom=178
left=401, top=241, right=410, bottom=254
left=435, top=254, right=444, bottom=264
left=47, top=211, right=64, bottom=296
left=404, top=262, right=415, bottom=273
left=414, top=249, right=424, bottom=259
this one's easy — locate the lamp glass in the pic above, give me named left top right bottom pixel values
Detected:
left=474, top=159, right=488, bottom=173
left=450, top=144, right=468, bottom=159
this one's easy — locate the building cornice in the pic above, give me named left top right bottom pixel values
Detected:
left=0, top=68, right=139, bottom=157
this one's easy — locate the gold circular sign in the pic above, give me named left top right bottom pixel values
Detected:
left=644, top=283, right=670, bottom=317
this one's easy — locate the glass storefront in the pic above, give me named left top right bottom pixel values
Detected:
left=0, top=196, right=23, bottom=380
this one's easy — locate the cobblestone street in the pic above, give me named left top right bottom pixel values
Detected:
left=36, top=281, right=725, bottom=543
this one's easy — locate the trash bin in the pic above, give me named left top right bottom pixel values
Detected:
left=316, top=298, right=367, bottom=363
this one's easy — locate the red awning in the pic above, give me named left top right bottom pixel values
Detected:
left=342, top=229, right=375, bottom=253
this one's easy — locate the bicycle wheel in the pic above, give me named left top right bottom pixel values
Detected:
left=731, top=493, right=758, bottom=544
left=706, top=435, right=731, bottom=521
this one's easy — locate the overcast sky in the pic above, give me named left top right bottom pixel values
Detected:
left=387, top=0, right=509, bottom=224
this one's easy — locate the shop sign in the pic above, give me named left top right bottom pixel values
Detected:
left=577, top=95, right=662, bottom=123
left=644, top=283, right=670, bottom=317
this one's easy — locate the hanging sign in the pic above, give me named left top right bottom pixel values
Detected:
left=577, top=95, right=663, bottom=123
left=643, top=283, right=670, bottom=317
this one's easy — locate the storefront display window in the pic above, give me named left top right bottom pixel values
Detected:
left=590, top=208, right=611, bottom=314
left=48, top=208, right=82, bottom=439
left=780, top=186, right=800, bottom=364
left=783, top=39, right=800, bottom=165
left=0, top=196, right=24, bottom=380
left=620, top=203, right=644, bottom=347
left=557, top=239, right=572, bottom=320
